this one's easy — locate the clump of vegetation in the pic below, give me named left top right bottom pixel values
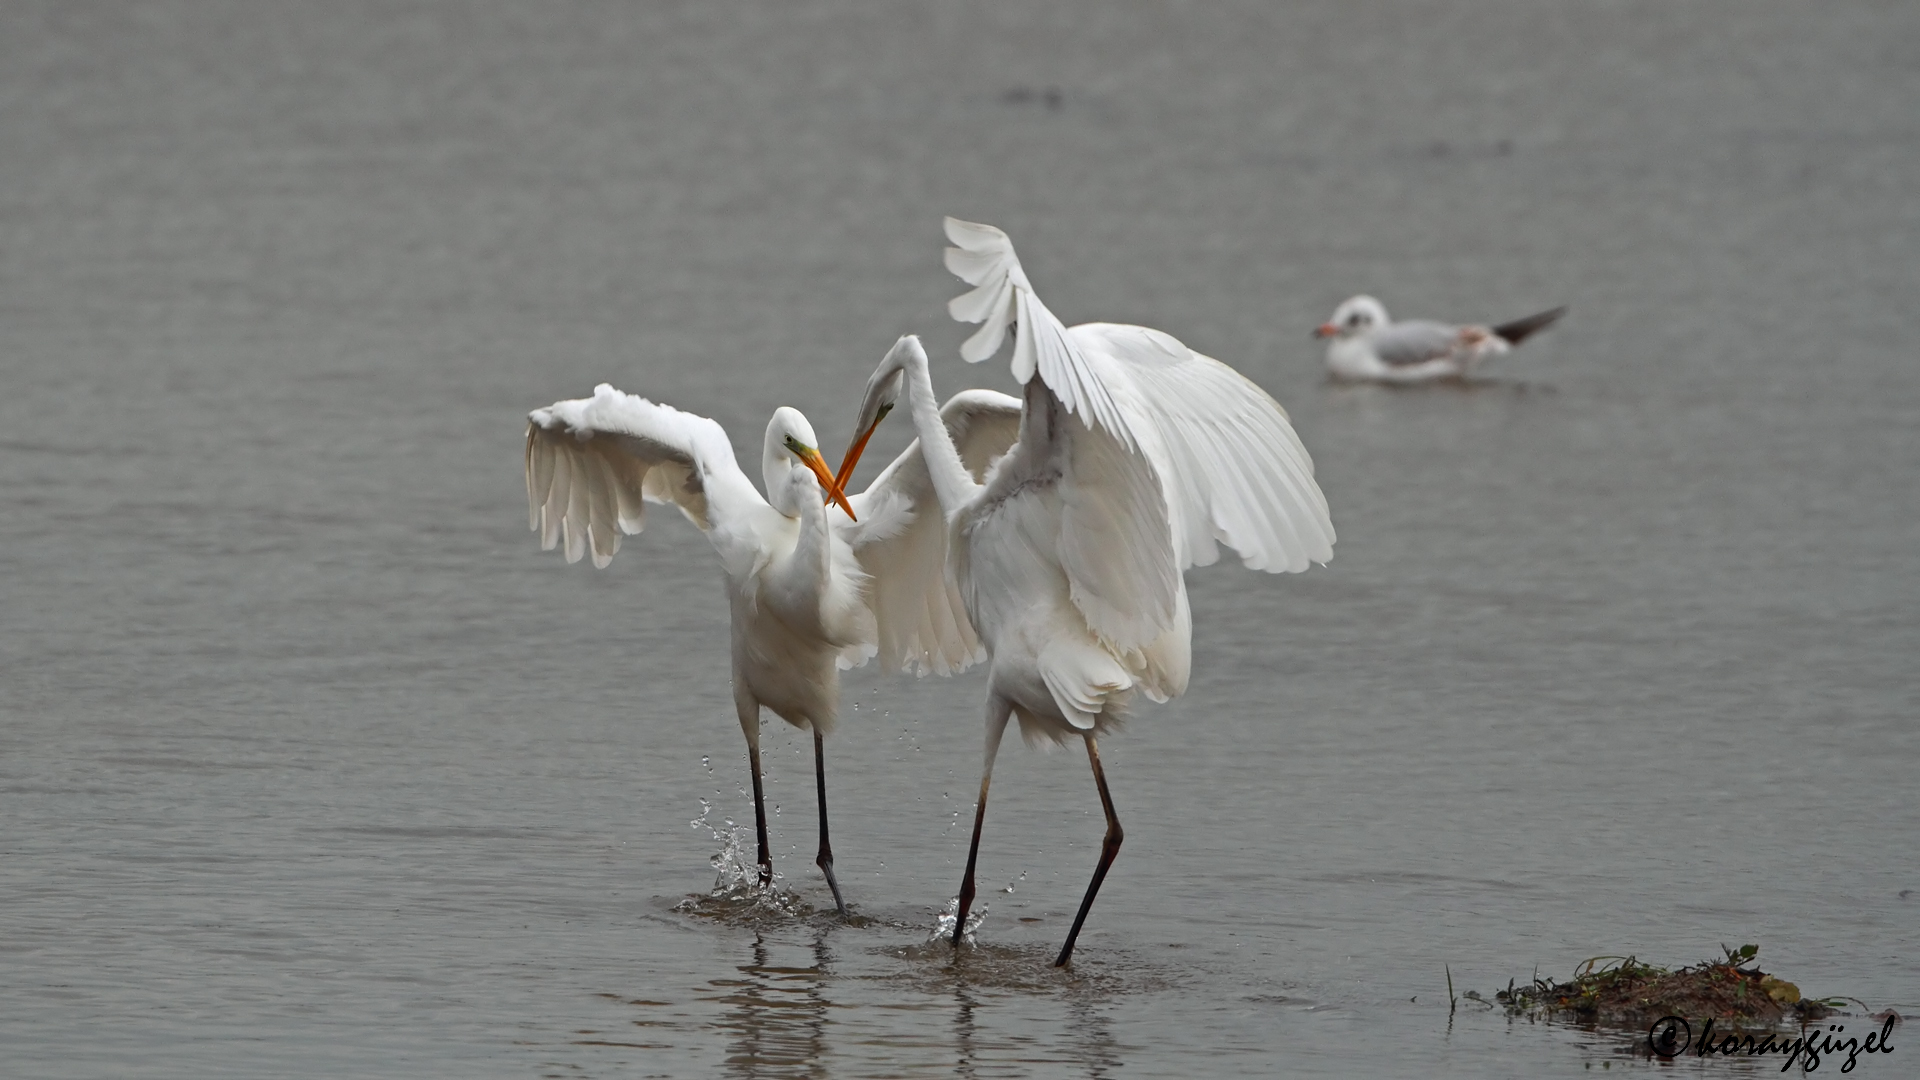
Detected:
left=1494, top=944, right=1840, bottom=1026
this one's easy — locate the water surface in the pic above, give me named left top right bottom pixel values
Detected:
left=2, top=2, right=1916, bottom=1076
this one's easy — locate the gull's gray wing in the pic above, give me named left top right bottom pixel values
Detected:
left=1368, top=320, right=1466, bottom=367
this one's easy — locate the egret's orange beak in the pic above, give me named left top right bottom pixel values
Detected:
left=797, top=445, right=856, bottom=521
left=828, top=417, right=881, bottom=510
left=1313, top=323, right=1339, bottom=339
left=826, top=402, right=891, bottom=513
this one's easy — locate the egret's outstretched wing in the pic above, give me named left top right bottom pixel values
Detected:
left=1370, top=320, right=1466, bottom=367
left=1069, top=323, right=1335, bottom=573
left=945, top=218, right=1133, bottom=446
left=525, top=383, right=764, bottom=569
left=838, top=389, right=1022, bottom=676
left=944, top=216, right=1336, bottom=585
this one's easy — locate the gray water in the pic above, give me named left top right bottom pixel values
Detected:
left=3, top=2, right=1916, bottom=1076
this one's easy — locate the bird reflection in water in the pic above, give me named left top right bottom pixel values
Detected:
left=706, top=928, right=1132, bottom=1078
left=711, top=930, right=832, bottom=1079
left=937, top=947, right=1130, bottom=1079
left=951, top=982, right=980, bottom=1078
left=1064, top=992, right=1124, bottom=1080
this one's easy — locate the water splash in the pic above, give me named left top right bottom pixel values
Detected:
left=929, top=896, right=989, bottom=946
left=675, top=759, right=802, bottom=918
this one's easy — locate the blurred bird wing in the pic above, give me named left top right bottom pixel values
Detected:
left=944, top=216, right=1335, bottom=585
left=525, top=384, right=766, bottom=570
left=839, top=389, right=1023, bottom=676
left=1369, top=320, right=1466, bottom=367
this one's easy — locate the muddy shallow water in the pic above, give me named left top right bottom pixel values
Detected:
left=2, top=2, right=1915, bottom=1077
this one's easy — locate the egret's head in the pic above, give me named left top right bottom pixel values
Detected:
left=766, top=407, right=855, bottom=520
left=855, top=338, right=915, bottom=438
left=1314, top=295, right=1388, bottom=339
left=830, top=335, right=920, bottom=503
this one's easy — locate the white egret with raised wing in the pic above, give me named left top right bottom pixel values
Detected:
left=831, top=219, right=1336, bottom=964
left=525, top=380, right=1020, bottom=915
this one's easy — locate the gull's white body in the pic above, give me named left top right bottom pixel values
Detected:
left=523, top=385, right=1021, bottom=910
left=1318, top=295, right=1565, bottom=383
left=840, top=219, right=1336, bottom=962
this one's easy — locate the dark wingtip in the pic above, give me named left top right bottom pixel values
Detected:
left=1491, top=305, right=1568, bottom=346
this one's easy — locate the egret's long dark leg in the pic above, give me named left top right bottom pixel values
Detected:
left=951, top=775, right=993, bottom=946
left=746, top=738, right=773, bottom=888
left=813, top=726, right=848, bottom=917
left=1054, top=734, right=1123, bottom=967
left=737, top=696, right=773, bottom=888
left=952, top=698, right=1012, bottom=947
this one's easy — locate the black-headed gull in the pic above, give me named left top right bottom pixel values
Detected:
left=1314, top=295, right=1566, bottom=383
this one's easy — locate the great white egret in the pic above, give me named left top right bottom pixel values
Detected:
left=525, top=382, right=1021, bottom=915
left=832, top=219, right=1336, bottom=964
left=1314, top=295, right=1566, bottom=382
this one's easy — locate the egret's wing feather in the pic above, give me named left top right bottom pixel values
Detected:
left=1051, top=388, right=1186, bottom=651
left=943, top=217, right=1335, bottom=583
left=1070, top=323, right=1335, bottom=573
left=944, top=218, right=1133, bottom=443
left=1370, top=320, right=1463, bottom=367
left=962, top=378, right=1180, bottom=659
left=949, top=390, right=1026, bottom=482
left=840, top=389, right=1022, bottom=676
left=525, top=383, right=763, bottom=569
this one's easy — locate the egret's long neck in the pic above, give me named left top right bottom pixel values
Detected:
left=789, top=478, right=832, bottom=582
left=899, top=351, right=980, bottom=519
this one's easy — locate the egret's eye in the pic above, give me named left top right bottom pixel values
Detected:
left=877, top=403, right=894, bottom=421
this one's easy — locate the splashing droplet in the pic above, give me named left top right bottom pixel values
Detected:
left=929, top=896, right=990, bottom=946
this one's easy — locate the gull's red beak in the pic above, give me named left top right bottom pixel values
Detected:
left=1312, top=323, right=1339, bottom=339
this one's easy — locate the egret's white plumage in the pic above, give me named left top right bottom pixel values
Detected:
left=525, top=382, right=1020, bottom=914
left=833, top=219, right=1335, bottom=964
left=839, top=390, right=1023, bottom=677
left=1314, top=294, right=1567, bottom=382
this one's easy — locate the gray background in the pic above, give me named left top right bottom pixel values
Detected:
left=2, top=2, right=1915, bottom=1077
